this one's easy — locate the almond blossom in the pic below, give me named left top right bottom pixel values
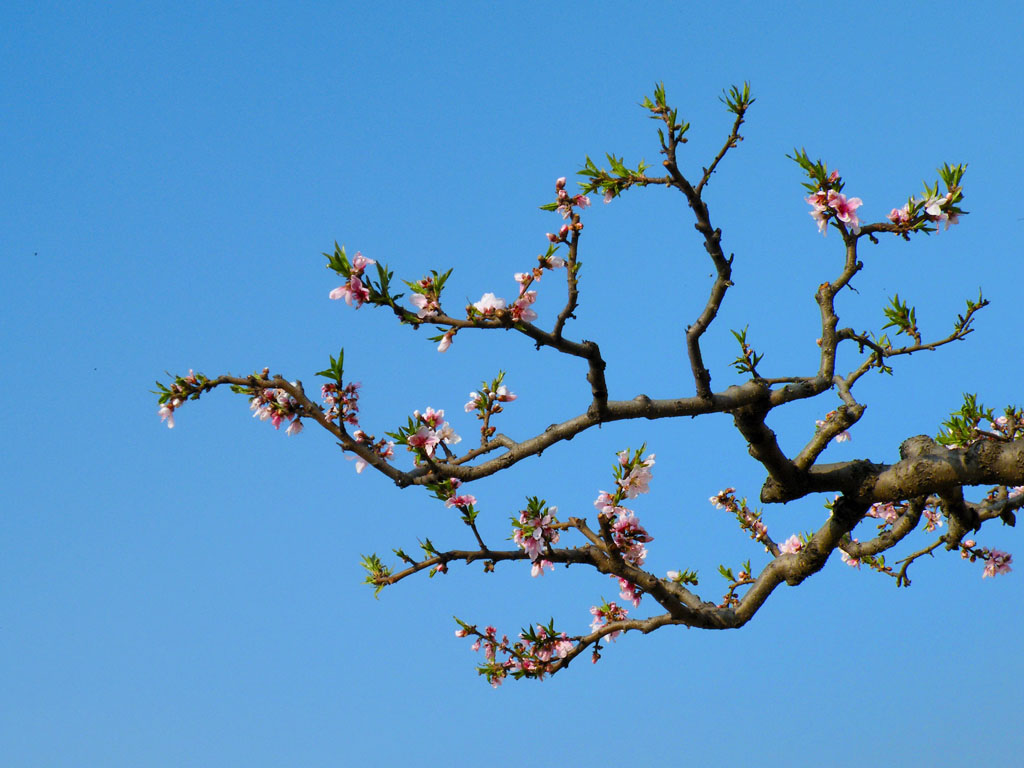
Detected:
left=617, top=453, right=655, bottom=498
left=615, top=576, right=643, bottom=607
left=779, top=534, right=803, bottom=555
left=158, top=402, right=178, bottom=429
left=512, top=503, right=560, bottom=563
left=869, top=501, right=898, bottom=523
left=840, top=541, right=861, bottom=569
left=329, top=252, right=376, bottom=308
left=409, top=293, right=440, bottom=319
left=589, top=601, right=628, bottom=640
left=610, top=509, right=653, bottom=566
left=887, top=204, right=912, bottom=226
left=445, top=494, right=477, bottom=510
left=922, top=506, right=944, bottom=532
left=982, top=549, right=1012, bottom=578
left=510, top=291, right=537, bottom=322
left=473, top=292, right=506, bottom=315
left=827, top=191, right=862, bottom=234
left=805, top=190, right=863, bottom=236
left=530, top=559, right=554, bottom=577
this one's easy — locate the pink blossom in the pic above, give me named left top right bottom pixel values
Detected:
left=513, top=507, right=560, bottom=562
left=616, top=576, right=642, bottom=607
left=555, top=177, right=566, bottom=190
left=350, top=252, right=375, bottom=273
left=840, top=542, right=861, bottom=569
left=407, top=426, right=440, bottom=456
left=709, top=488, right=735, bottom=510
left=419, top=407, right=445, bottom=428
left=329, top=276, right=371, bottom=307
left=867, top=502, right=898, bottom=526
left=887, top=204, right=912, bottom=226
left=437, top=330, right=454, bottom=353
left=557, top=194, right=591, bottom=219
left=589, top=601, right=628, bottom=640
left=158, top=404, right=175, bottom=429
left=553, top=637, right=573, bottom=658
left=593, top=491, right=617, bottom=517
left=544, top=254, right=566, bottom=269
left=780, top=534, right=803, bottom=554
left=465, top=392, right=484, bottom=412
left=610, top=509, right=652, bottom=566
left=445, top=494, right=477, bottom=509
left=983, top=549, right=1012, bottom=578
left=922, top=507, right=944, bottom=532
left=285, top=418, right=303, bottom=436
left=618, top=454, right=655, bottom=498
left=510, top=291, right=538, bottom=322
left=826, top=191, right=862, bottom=234
left=435, top=422, right=461, bottom=447
left=494, top=385, right=516, bottom=402
left=806, top=191, right=829, bottom=235
left=409, top=293, right=439, bottom=319
left=530, top=559, right=554, bottom=577
left=473, top=292, right=506, bottom=315
left=603, top=189, right=614, bottom=204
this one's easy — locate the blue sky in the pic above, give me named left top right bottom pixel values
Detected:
left=4, top=3, right=1022, bottom=765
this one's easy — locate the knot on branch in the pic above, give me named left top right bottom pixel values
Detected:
left=899, top=434, right=939, bottom=460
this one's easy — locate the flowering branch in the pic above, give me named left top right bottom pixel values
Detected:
left=158, top=82, right=1021, bottom=685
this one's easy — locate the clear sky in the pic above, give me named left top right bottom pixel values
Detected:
left=4, top=2, right=1023, bottom=765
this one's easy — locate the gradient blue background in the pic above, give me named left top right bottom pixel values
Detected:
left=4, top=3, right=1022, bottom=765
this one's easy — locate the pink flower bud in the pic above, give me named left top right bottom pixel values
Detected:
left=555, top=177, right=566, bottom=190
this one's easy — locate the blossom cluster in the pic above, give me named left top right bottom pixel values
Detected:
left=511, top=497, right=560, bottom=577
left=404, top=407, right=461, bottom=459
left=554, top=176, right=591, bottom=219
left=465, top=372, right=517, bottom=441
left=779, top=534, right=804, bottom=555
left=406, top=270, right=452, bottom=321
left=456, top=622, right=573, bottom=687
left=866, top=499, right=939, bottom=534
left=351, top=429, right=395, bottom=474
left=989, top=413, right=1024, bottom=441
left=588, top=600, right=629, bottom=641
left=250, top=386, right=304, bottom=435
left=886, top=162, right=966, bottom=235
left=960, top=540, right=1013, bottom=578
left=709, top=488, right=769, bottom=544
left=806, top=187, right=863, bottom=236
left=156, top=369, right=210, bottom=429
left=328, top=251, right=376, bottom=308
left=321, top=381, right=360, bottom=425
left=887, top=194, right=960, bottom=231
left=866, top=501, right=901, bottom=528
